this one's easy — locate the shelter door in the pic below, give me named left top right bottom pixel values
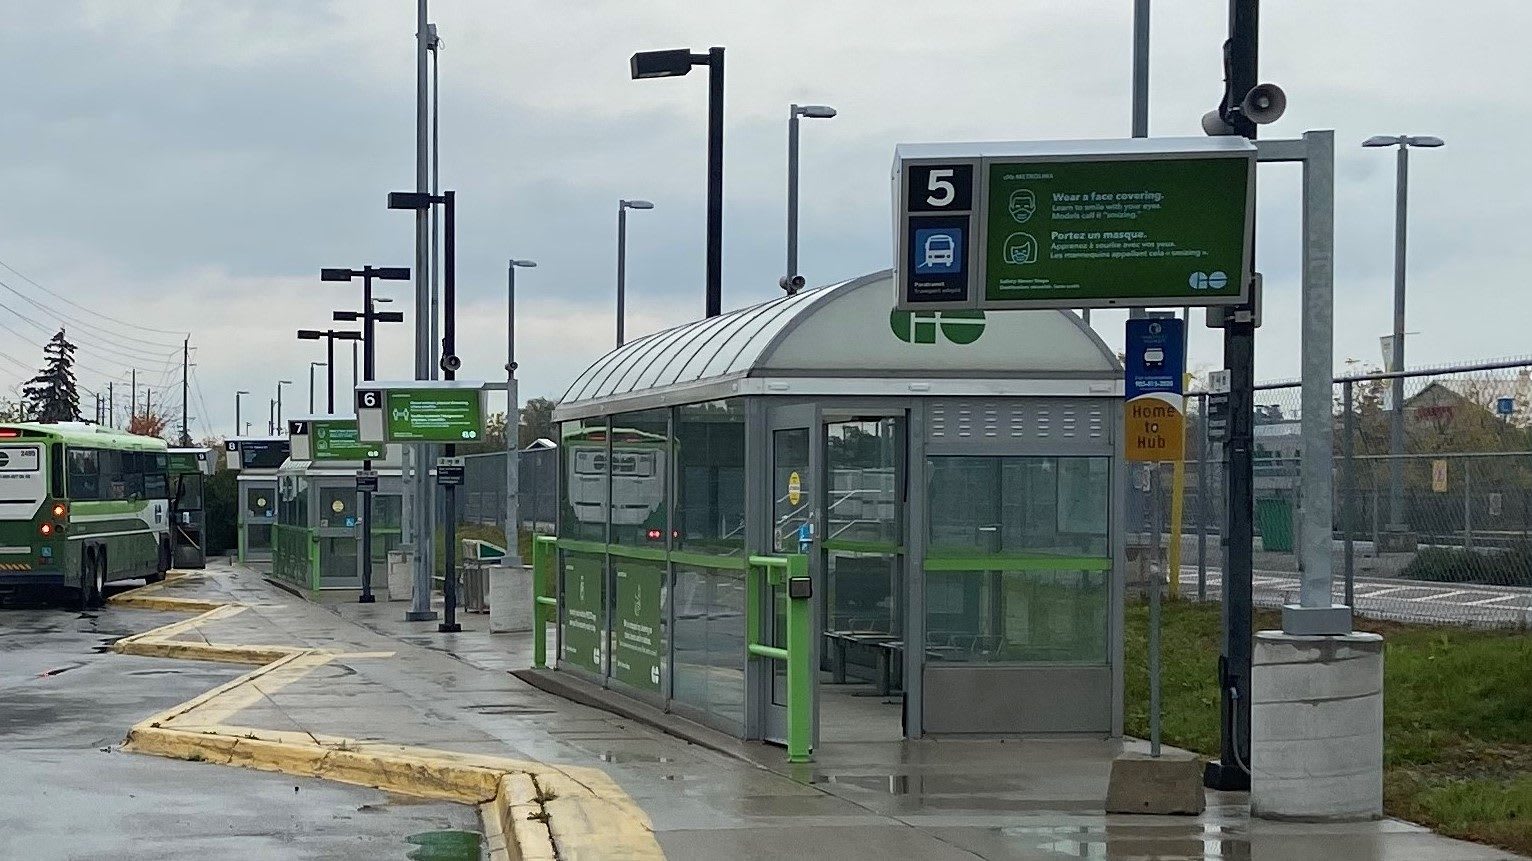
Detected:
left=760, top=404, right=820, bottom=745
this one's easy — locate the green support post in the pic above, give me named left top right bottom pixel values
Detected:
left=532, top=536, right=558, bottom=669
left=784, top=553, right=812, bottom=764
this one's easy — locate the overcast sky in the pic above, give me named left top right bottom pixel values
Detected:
left=0, top=1, right=1526, bottom=438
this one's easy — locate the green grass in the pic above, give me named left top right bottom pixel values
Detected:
left=1126, top=601, right=1532, bottom=855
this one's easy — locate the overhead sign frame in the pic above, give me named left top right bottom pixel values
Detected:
left=894, top=136, right=1256, bottom=312
left=355, top=380, right=488, bottom=444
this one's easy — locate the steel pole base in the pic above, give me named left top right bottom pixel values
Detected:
left=405, top=610, right=438, bottom=622
left=1204, top=761, right=1251, bottom=792
left=358, top=594, right=376, bottom=604
left=437, top=622, right=461, bottom=633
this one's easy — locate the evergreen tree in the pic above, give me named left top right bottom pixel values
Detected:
left=22, top=329, right=81, bottom=423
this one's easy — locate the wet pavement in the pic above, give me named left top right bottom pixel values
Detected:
left=4, top=562, right=1524, bottom=860
left=0, top=584, right=479, bottom=861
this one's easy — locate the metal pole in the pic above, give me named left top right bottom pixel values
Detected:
left=1463, top=461, right=1473, bottom=551
left=616, top=203, right=627, bottom=347
left=505, top=263, right=521, bottom=575
left=1125, top=0, right=1150, bottom=323
left=231, top=390, right=237, bottom=436
left=308, top=364, right=316, bottom=413
left=787, top=104, right=800, bottom=281
left=325, top=334, right=335, bottom=414
left=1147, top=463, right=1162, bottom=757
left=1197, top=392, right=1209, bottom=601
left=131, top=369, right=137, bottom=423
left=704, top=47, right=724, bottom=319
left=1208, top=0, right=1257, bottom=793
left=273, top=385, right=280, bottom=434
left=108, top=382, right=114, bottom=429
left=430, top=41, right=441, bottom=381
left=440, top=191, right=460, bottom=634
left=1295, top=130, right=1337, bottom=618
left=1342, top=380, right=1356, bottom=606
left=407, top=0, right=436, bottom=623
left=181, top=339, right=190, bottom=445
left=268, top=399, right=274, bottom=436
left=1388, top=144, right=1409, bottom=532
left=352, top=341, right=358, bottom=389
left=358, top=270, right=378, bottom=604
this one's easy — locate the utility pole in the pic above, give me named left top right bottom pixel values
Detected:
left=131, top=369, right=137, bottom=422
left=1206, top=0, right=1259, bottom=794
left=407, top=0, right=436, bottom=623
left=107, top=382, right=113, bottom=429
left=180, top=338, right=191, bottom=445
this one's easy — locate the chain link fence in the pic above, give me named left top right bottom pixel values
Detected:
left=458, top=447, right=558, bottom=533
left=1179, top=358, right=1532, bottom=627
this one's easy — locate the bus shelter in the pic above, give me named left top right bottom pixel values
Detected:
left=271, top=459, right=404, bottom=596
left=226, top=437, right=289, bottom=564
left=546, top=270, right=1125, bottom=749
left=167, top=447, right=216, bottom=569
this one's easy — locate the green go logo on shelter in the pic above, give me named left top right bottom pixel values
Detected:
left=889, top=309, right=986, bottom=345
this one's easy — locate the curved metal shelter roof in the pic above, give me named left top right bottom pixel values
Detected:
left=557, top=270, right=1122, bottom=420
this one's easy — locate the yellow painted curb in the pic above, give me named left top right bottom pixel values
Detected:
left=107, top=570, right=664, bottom=860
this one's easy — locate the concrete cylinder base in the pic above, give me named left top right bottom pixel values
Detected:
left=489, top=564, right=533, bottom=633
left=1250, top=630, right=1384, bottom=822
left=385, top=550, right=413, bottom=602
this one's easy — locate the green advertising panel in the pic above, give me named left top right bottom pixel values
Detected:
left=983, top=156, right=1249, bottom=306
left=560, top=551, right=604, bottom=675
left=312, top=419, right=383, bottom=461
left=385, top=388, right=484, bottom=442
left=612, top=559, right=663, bottom=693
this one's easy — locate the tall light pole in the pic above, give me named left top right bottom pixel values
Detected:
left=1363, top=134, right=1443, bottom=534
left=323, top=266, right=409, bottom=605
left=389, top=189, right=460, bottom=633
left=507, top=259, right=536, bottom=568
left=783, top=104, right=836, bottom=295
left=408, top=0, right=435, bottom=625
left=308, top=363, right=326, bottom=414
left=297, top=330, right=362, bottom=413
left=275, top=380, right=293, bottom=435
left=616, top=200, right=654, bottom=346
left=630, top=47, right=725, bottom=318
left=235, top=390, right=248, bottom=436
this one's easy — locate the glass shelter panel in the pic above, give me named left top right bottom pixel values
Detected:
left=560, top=418, right=607, bottom=543
left=925, top=456, right=1110, bottom=665
left=608, top=409, right=670, bottom=547
left=771, top=429, right=811, bottom=554
left=674, top=401, right=745, bottom=557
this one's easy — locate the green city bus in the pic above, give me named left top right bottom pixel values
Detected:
left=0, top=422, right=172, bottom=607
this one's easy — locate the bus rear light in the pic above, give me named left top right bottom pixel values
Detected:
left=0, top=429, right=17, bottom=438
left=50, top=503, right=67, bottom=518
left=38, top=522, right=53, bottom=537
left=646, top=529, right=663, bottom=541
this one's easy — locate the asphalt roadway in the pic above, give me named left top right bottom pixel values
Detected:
left=0, top=584, right=481, bottom=861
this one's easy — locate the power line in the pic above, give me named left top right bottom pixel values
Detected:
left=0, top=257, right=189, bottom=338
left=0, top=296, right=184, bottom=366
left=0, top=276, right=185, bottom=354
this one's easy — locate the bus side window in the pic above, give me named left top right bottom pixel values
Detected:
left=123, top=452, right=145, bottom=499
left=98, top=450, right=125, bottom=500
left=67, top=448, right=101, bottom=501
left=50, top=443, right=64, bottom=498
left=144, top=454, right=169, bottom=500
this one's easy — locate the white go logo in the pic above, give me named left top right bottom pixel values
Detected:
left=1188, top=271, right=1229, bottom=291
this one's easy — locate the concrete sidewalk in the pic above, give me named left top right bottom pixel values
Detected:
left=115, top=559, right=1522, bottom=860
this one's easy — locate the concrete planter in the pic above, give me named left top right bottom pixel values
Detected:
left=386, top=550, right=413, bottom=602
left=489, top=564, right=533, bottom=633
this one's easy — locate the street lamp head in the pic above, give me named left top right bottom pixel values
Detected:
left=630, top=48, right=696, bottom=79
left=510, top=259, right=538, bottom=268
left=278, top=380, right=293, bottom=385
left=1405, top=135, right=1445, bottom=148
left=310, top=361, right=327, bottom=368
left=620, top=199, right=655, bottom=210
left=795, top=104, right=837, bottom=119
left=236, top=390, right=249, bottom=395
left=320, top=268, right=353, bottom=282
left=426, top=22, right=442, bottom=51
left=333, top=330, right=363, bottom=341
left=374, top=266, right=411, bottom=280
left=332, top=311, right=362, bottom=322
left=387, top=191, right=434, bottom=210
left=297, top=330, right=323, bottom=340
left=374, top=311, right=406, bottom=323
left=1362, top=135, right=1404, bottom=147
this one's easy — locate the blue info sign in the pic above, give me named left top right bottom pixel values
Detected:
left=1124, top=318, right=1186, bottom=399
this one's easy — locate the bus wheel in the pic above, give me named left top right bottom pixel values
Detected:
left=147, top=539, right=169, bottom=584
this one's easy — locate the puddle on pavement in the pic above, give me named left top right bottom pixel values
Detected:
left=597, top=750, right=674, bottom=764
left=403, top=829, right=482, bottom=860
left=465, top=704, right=554, bottom=716
left=125, top=668, right=185, bottom=676
left=997, top=824, right=1250, bottom=860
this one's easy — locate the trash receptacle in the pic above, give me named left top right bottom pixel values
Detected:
left=1256, top=497, right=1294, bottom=552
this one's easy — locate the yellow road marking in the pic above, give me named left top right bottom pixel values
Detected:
left=107, top=573, right=664, bottom=861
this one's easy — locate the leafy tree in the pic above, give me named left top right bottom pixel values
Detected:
left=22, top=329, right=80, bottom=422
left=519, top=397, right=555, bottom=447
left=127, top=412, right=171, bottom=438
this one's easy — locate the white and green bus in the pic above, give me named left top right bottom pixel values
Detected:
left=0, top=422, right=172, bottom=607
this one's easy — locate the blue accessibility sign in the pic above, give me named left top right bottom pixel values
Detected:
left=1124, top=318, right=1186, bottom=400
